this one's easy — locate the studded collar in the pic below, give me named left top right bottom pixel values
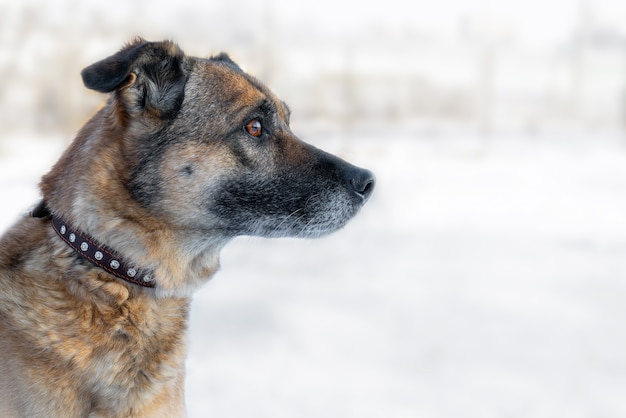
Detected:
left=31, top=201, right=155, bottom=288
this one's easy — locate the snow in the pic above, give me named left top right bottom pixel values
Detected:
left=1, top=132, right=626, bottom=417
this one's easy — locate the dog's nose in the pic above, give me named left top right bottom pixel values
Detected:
left=349, top=168, right=375, bottom=201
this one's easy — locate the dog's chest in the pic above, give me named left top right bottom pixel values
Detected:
left=74, top=295, right=190, bottom=407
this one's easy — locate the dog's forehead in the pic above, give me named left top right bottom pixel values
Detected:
left=190, top=58, right=289, bottom=120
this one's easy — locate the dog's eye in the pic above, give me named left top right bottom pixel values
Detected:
left=244, top=119, right=263, bottom=138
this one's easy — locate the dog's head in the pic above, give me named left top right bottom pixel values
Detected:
left=41, top=39, right=374, bottom=295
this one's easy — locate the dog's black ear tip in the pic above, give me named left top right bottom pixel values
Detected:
left=81, top=61, right=129, bottom=93
left=80, top=40, right=149, bottom=93
left=212, top=52, right=233, bottom=63
left=80, top=66, right=96, bottom=89
left=80, top=67, right=102, bottom=92
left=211, top=52, right=243, bottom=72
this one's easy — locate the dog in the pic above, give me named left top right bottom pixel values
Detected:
left=0, top=38, right=374, bottom=417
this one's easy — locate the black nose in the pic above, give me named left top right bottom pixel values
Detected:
left=349, top=168, right=375, bottom=201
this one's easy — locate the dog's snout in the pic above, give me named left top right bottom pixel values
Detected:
left=349, top=169, right=375, bottom=201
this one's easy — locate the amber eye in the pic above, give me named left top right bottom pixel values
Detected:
left=245, top=119, right=263, bottom=138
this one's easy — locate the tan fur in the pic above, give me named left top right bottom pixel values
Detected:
left=0, top=39, right=374, bottom=417
left=0, top=218, right=189, bottom=417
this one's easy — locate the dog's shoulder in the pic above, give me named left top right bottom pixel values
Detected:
left=0, top=215, right=52, bottom=278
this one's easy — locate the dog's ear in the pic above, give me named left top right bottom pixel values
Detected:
left=81, top=38, right=188, bottom=121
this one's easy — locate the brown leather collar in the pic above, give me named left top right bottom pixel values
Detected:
left=31, top=201, right=155, bottom=288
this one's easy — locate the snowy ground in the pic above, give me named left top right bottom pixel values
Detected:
left=1, top=132, right=626, bottom=417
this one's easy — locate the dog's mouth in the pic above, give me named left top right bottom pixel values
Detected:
left=254, top=193, right=363, bottom=238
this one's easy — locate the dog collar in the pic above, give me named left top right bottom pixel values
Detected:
left=31, top=202, right=155, bottom=288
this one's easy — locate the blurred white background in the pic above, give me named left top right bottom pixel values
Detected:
left=2, top=0, right=626, bottom=417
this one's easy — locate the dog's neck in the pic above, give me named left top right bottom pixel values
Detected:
left=51, top=214, right=156, bottom=287
left=31, top=201, right=155, bottom=288
left=31, top=200, right=226, bottom=297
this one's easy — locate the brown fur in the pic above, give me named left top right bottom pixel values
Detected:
left=0, top=39, right=374, bottom=417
